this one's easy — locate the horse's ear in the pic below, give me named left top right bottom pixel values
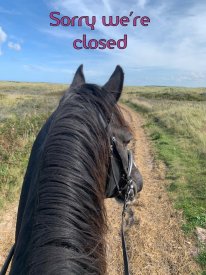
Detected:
left=70, top=64, right=85, bottom=89
left=103, top=65, right=124, bottom=103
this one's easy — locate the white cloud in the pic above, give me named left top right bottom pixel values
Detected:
left=8, top=42, right=21, bottom=51
left=177, top=71, right=206, bottom=82
left=0, top=26, right=7, bottom=55
left=101, top=0, right=112, bottom=14
left=0, top=27, right=7, bottom=42
left=137, top=0, right=147, bottom=9
left=41, top=28, right=75, bottom=39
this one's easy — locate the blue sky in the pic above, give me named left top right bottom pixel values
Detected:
left=0, top=0, right=206, bottom=86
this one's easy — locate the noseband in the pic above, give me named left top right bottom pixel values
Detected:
left=106, top=136, right=136, bottom=204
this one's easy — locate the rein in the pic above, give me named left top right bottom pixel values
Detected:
left=110, top=136, right=136, bottom=275
left=0, top=245, right=15, bottom=275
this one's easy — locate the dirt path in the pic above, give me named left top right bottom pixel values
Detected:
left=106, top=105, right=200, bottom=275
left=0, top=203, right=17, bottom=270
left=0, top=105, right=200, bottom=274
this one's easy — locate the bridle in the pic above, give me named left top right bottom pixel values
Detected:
left=106, top=136, right=136, bottom=201
left=106, top=135, right=137, bottom=275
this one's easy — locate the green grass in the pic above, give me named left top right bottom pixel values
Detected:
left=122, top=86, right=206, bottom=270
left=0, top=115, right=44, bottom=208
left=199, top=251, right=206, bottom=265
left=0, top=82, right=64, bottom=211
left=125, top=86, right=206, bottom=101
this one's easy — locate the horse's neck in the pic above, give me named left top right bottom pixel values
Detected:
left=11, top=108, right=108, bottom=274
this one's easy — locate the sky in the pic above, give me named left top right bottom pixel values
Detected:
left=0, top=0, right=206, bottom=87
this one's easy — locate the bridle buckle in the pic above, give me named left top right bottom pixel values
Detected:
left=128, top=183, right=135, bottom=201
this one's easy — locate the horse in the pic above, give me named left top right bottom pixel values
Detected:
left=8, top=65, right=143, bottom=274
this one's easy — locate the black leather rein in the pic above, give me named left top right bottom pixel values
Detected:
left=109, top=136, right=136, bottom=275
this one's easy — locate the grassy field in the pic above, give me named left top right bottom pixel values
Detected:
left=0, top=82, right=66, bottom=210
left=0, top=82, right=205, bottom=272
left=122, top=86, right=206, bottom=271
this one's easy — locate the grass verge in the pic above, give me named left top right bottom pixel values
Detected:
left=122, top=90, right=206, bottom=272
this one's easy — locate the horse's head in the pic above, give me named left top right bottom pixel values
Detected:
left=102, top=66, right=143, bottom=202
left=106, top=113, right=143, bottom=202
left=65, top=65, right=143, bottom=203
